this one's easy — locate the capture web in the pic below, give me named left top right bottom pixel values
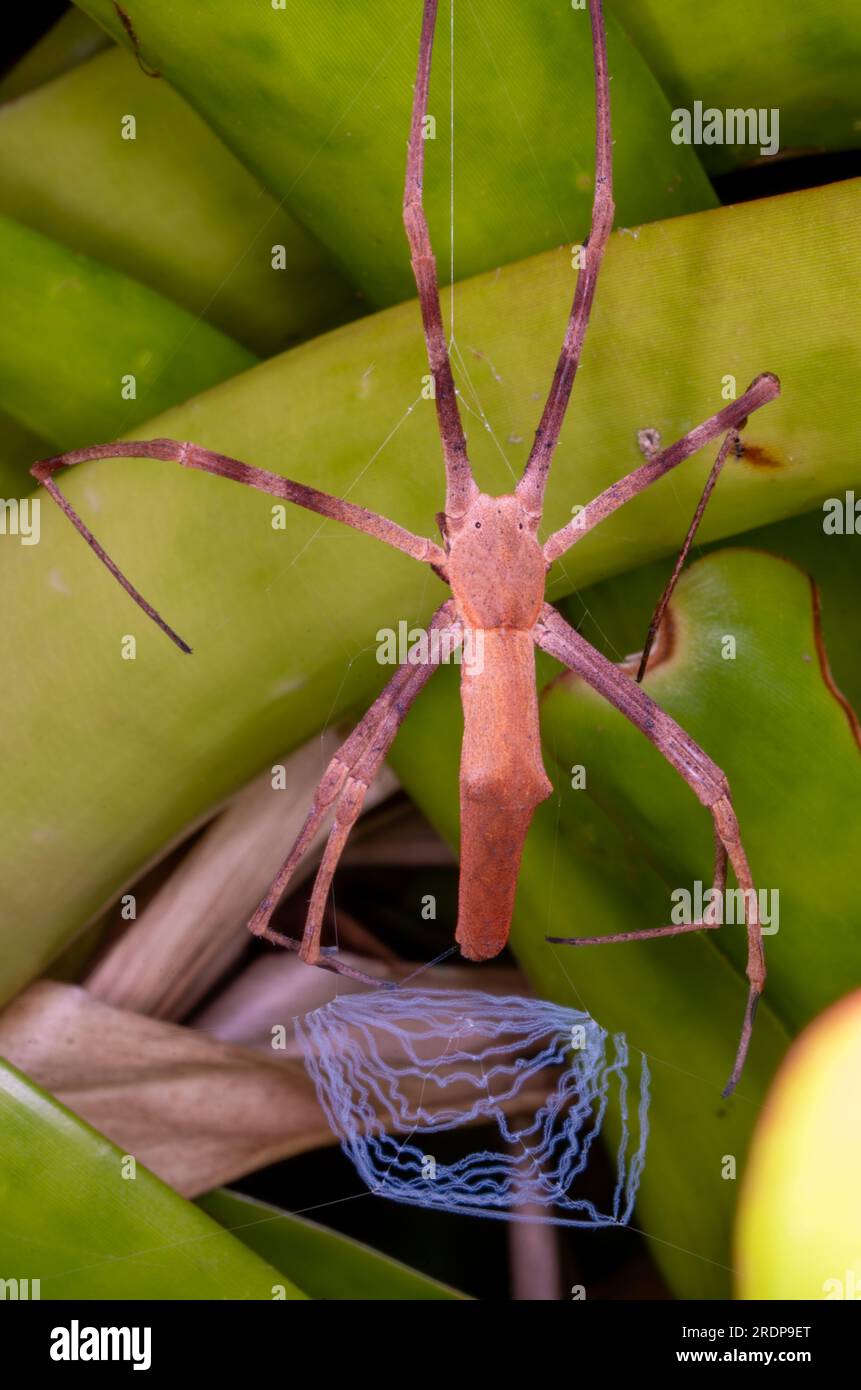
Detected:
left=297, top=988, right=650, bottom=1226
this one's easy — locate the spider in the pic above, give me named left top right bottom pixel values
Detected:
left=31, top=0, right=779, bottom=1095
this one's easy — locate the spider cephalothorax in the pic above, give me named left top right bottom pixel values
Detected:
left=446, top=495, right=546, bottom=630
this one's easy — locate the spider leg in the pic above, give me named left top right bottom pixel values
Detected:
left=247, top=600, right=462, bottom=983
left=548, top=826, right=727, bottom=944
left=403, top=1, right=477, bottom=521
left=533, top=602, right=764, bottom=1097
left=634, top=429, right=737, bottom=682
left=31, top=441, right=446, bottom=651
left=516, top=0, right=614, bottom=519
left=543, top=373, right=780, bottom=565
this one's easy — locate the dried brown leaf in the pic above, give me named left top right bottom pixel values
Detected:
left=85, top=734, right=397, bottom=1020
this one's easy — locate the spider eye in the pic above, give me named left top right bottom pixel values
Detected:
left=518, top=522, right=523, bottom=530
left=474, top=521, right=481, bottom=529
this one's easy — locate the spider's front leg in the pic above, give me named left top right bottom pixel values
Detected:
left=533, top=603, right=763, bottom=1097
left=31, top=440, right=446, bottom=649
left=515, top=0, right=614, bottom=520
left=543, top=372, right=781, bottom=568
left=247, top=600, right=461, bottom=985
left=403, top=0, right=477, bottom=519
left=31, top=438, right=455, bottom=982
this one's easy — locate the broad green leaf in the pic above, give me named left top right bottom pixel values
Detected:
left=0, top=1057, right=306, bottom=1299
left=1, top=180, right=859, bottom=1005
left=77, top=0, right=716, bottom=306
left=735, top=989, right=861, bottom=1299
left=0, top=9, right=109, bottom=103
left=541, top=549, right=861, bottom=1034
left=0, top=47, right=356, bottom=355
left=199, top=1188, right=468, bottom=1300
left=0, top=215, right=255, bottom=449
left=608, top=0, right=861, bottom=173
left=389, top=547, right=860, bottom=1296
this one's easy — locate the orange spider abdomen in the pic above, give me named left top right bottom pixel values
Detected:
left=456, top=629, right=552, bottom=960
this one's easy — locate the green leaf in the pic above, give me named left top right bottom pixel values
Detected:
left=607, top=0, right=861, bottom=173
left=541, top=549, right=861, bottom=1033
left=535, top=548, right=861, bottom=1281
left=198, top=1188, right=468, bottom=1300
left=1, top=180, right=858, bottom=1007
left=735, top=988, right=861, bottom=1299
left=0, top=1058, right=306, bottom=1299
left=76, top=0, right=716, bottom=306
left=0, top=47, right=356, bottom=355
left=0, top=215, right=255, bottom=449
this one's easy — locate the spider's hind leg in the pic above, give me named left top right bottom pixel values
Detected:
left=247, top=602, right=460, bottom=983
left=533, top=603, right=765, bottom=1097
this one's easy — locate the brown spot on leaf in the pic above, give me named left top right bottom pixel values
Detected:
left=735, top=440, right=783, bottom=469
